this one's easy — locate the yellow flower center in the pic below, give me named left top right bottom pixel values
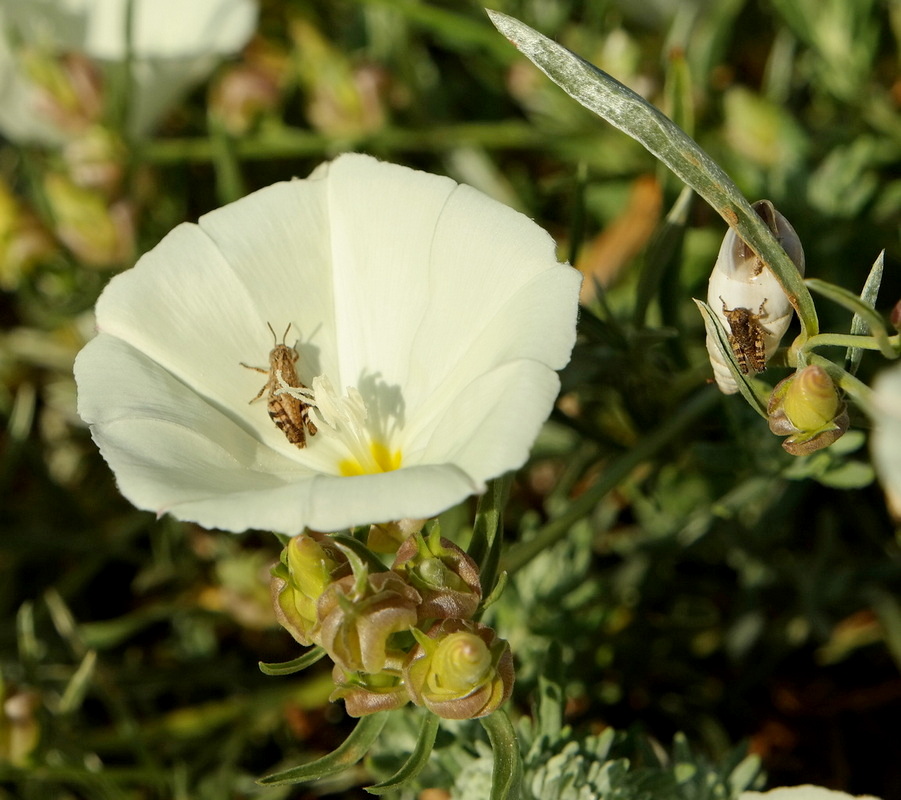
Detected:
left=277, top=374, right=403, bottom=476
left=339, top=440, right=403, bottom=476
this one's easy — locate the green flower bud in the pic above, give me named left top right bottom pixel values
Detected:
left=768, top=366, right=849, bottom=455
left=270, top=532, right=350, bottom=646
left=367, top=518, right=426, bottom=555
left=317, top=571, right=421, bottom=675
left=404, top=620, right=514, bottom=720
left=329, top=654, right=409, bottom=717
left=392, top=531, right=481, bottom=620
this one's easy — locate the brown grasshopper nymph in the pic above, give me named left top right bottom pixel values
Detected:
left=241, top=323, right=317, bottom=448
left=719, top=297, right=770, bottom=374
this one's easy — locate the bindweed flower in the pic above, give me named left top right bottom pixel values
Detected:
left=270, top=532, right=350, bottom=646
left=740, top=787, right=882, bottom=800
left=767, top=365, right=849, bottom=455
left=316, top=570, right=421, bottom=675
left=74, top=154, right=581, bottom=534
left=330, top=655, right=409, bottom=717
left=0, top=0, right=258, bottom=145
left=392, top=530, right=482, bottom=621
left=871, top=362, right=901, bottom=518
left=404, top=619, right=514, bottom=719
left=705, top=200, right=805, bottom=394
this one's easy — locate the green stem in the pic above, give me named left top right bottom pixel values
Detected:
left=802, top=332, right=900, bottom=360
left=139, top=122, right=595, bottom=164
left=502, top=386, right=719, bottom=576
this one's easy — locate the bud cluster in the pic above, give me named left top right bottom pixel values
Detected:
left=270, top=526, right=513, bottom=719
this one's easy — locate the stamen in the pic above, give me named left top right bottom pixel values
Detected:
left=276, top=375, right=402, bottom=475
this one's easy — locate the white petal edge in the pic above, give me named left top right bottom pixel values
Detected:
left=871, top=362, right=901, bottom=515
left=168, top=463, right=480, bottom=534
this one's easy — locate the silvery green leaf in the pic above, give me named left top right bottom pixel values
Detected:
left=487, top=9, right=818, bottom=340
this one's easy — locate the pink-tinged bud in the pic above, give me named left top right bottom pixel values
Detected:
left=404, top=620, right=514, bottom=720
left=316, top=571, right=420, bottom=675
left=890, top=299, right=901, bottom=332
left=43, top=174, right=134, bottom=268
left=768, top=365, right=849, bottom=455
left=270, top=532, right=350, bottom=646
left=23, top=50, right=104, bottom=136
left=63, top=127, right=126, bottom=195
left=329, top=654, right=409, bottom=717
left=392, top=532, right=481, bottom=620
left=209, top=39, right=285, bottom=137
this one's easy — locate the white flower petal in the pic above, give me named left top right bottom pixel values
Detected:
left=76, top=154, right=581, bottom=534
left=169, top=464, right=479, bottom=534
left=195, top=177, right=340, bottom=382
left=0, top=0, right=258, bottom=143
left=871, top=362, right=901, bottom=516
left=92, top=223, right=271, bottom=417
left=82, top=0, right=257, bottom=60
left=322, top=155, right=460, bottom=391
left=412, top=359, right=561, bottom=482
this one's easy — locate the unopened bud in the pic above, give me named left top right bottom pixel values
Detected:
left=367, top=518, right=426, bottom=554
left=392, top=531, right=481, bottom=620
left=270, top=532, right=350, bottom=646
left=890, top=299, right=901, bottom=332
left=63, top=127, right=126, bottom=195
left=23, top=50, right=103, bottom=137
left=316, top=571, right=420, bottom=675
left=404, top=619, right=514, bottom=720
left=329, top=654, right=409, bottom=717
left=705, top=200, right=804, bottom=394
left=768, top=365, right=849, bottom=455
left=43, top=174, right=134, bottom=267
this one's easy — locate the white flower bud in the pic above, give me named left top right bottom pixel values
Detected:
left=706, top=200, right=805, bottom=393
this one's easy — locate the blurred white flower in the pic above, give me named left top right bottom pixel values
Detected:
left=74, top=153, right=581, bottom=534
left=0, top=0, right=258, bottom=144
left=871, top=361, right=901, bottom=518
left=740, top=786, right=881, bottom=800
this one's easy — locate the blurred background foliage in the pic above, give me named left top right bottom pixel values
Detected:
left=1, top=0, right=901, bottom=797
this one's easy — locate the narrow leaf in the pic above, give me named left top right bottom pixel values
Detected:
left=59, top=650, right=98, bottom=714
left=693, top=298, right=768, bottom=417
left=845, top=250, right=885, bottom=373
left=259, top=646, right=327, bottom=676
left=634, top=185, right=693, bottom=327
left=365, top=711, right=440, bottom=794
left=468, top=473, right=512, bottom=596
left=258, top=711, right=390, bottom=786
left=487, top=9, right=818, bottom=340
left=480, top=709, right=522, bottom=800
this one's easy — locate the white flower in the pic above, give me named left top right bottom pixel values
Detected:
left=740, top=786, right=882, bottom=800
left=871, top=361, right=901, bottom=517
left=0, top=0, right=258, bottom=144
left=74, top=153, right=581, bottom=534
